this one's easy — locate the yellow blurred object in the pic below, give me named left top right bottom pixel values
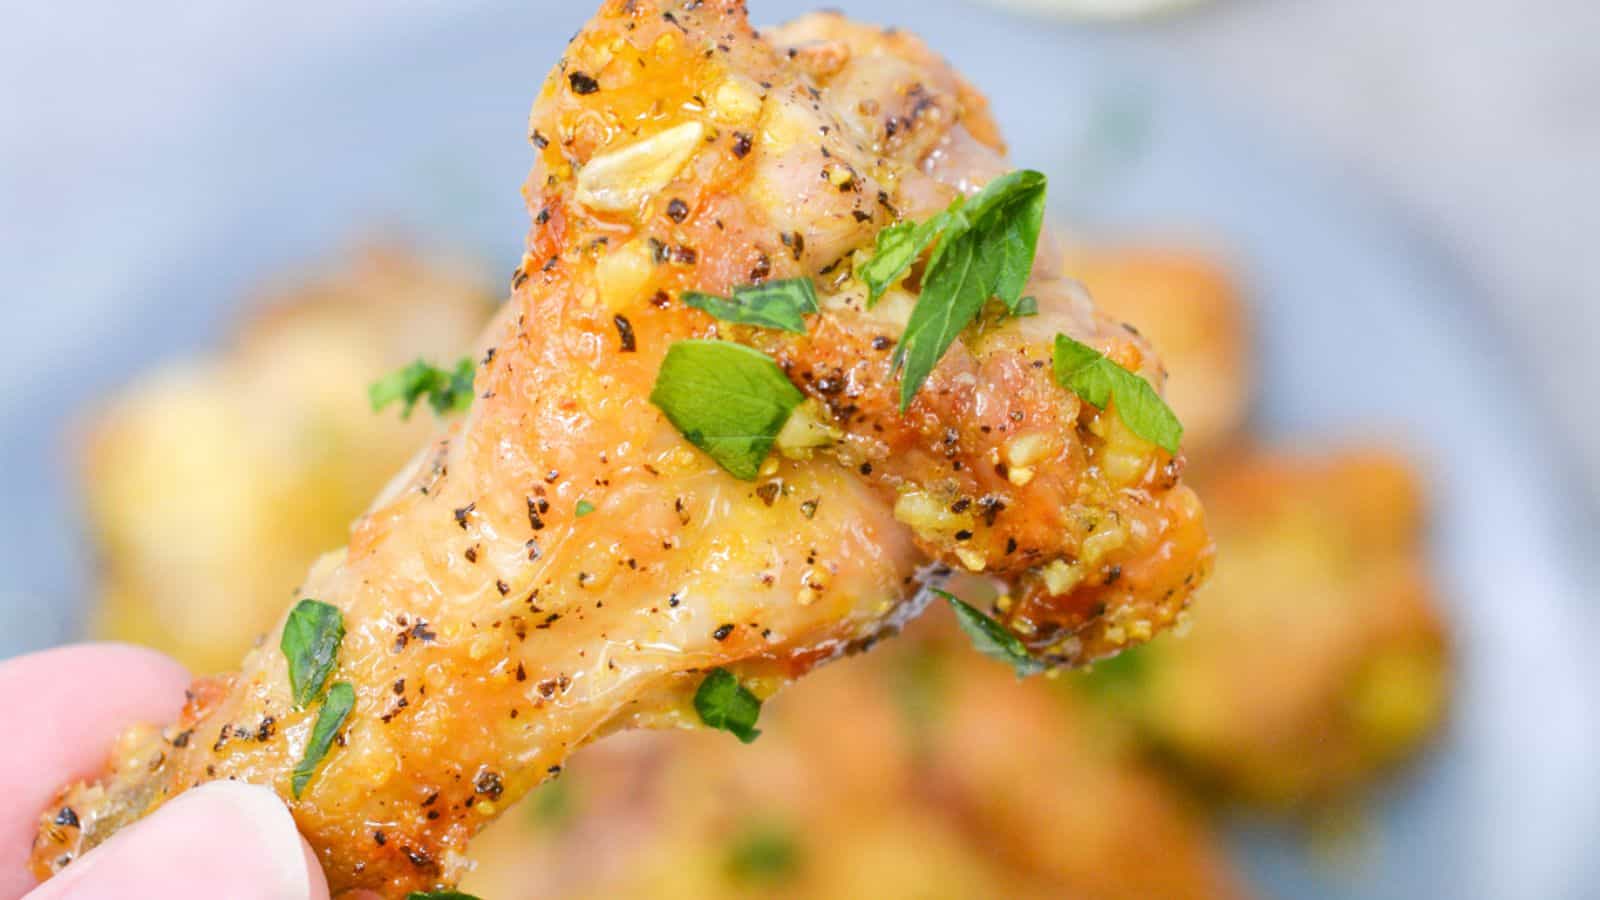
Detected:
left=82, top=246, right=495, bottom=672
left=1082, top=448, right=1452, bottom=809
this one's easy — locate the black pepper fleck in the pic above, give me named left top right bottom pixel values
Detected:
left=474, top=770, right=505, bottom=800
left=613, top=314, right=637, bottom=352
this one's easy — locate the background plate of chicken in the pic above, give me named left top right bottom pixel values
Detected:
left=0, top=1, right=1595, bottom=899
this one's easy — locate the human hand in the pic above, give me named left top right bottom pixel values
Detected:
left=0, top=644, right=331, bottom=900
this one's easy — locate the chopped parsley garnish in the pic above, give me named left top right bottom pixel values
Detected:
left=650, top=340, right=804, bottom=480
left=725, top=821, right=800, bottom=885
left=876, top=170, right=1047, bottom=410
left=281, top=599, right=344, bottom=708
left=575, top=499, right=596, bottom=517
left=291, top=681, right=354, bottom=798
left=694, top=667, right=763, bottom=743
left=683, top=278, right=819, bottom=334
left=938, top=589, right=1045, bottom=678
left=1052, top=334, right=1183, bottom=453
left=369, top=357, right=476, bottom=419
left=858, top=211, right=955, bottom=304
left=406, top=893, right=483, bottom=900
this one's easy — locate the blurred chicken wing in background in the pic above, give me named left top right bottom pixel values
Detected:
left=462, top=615, right=1246, bottom=900
left=1083, top=447, right=1450, bottom=810
left=82, top=246, right=495, bottom=672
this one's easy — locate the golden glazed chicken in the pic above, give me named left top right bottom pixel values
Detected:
left=34, top=2, right=1211, bottom=894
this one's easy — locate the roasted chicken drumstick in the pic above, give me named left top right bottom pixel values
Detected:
left=34, top=3, right=1210, bottom=894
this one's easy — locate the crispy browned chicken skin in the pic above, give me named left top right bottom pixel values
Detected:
left=34, top=2, right=1209, bottom=894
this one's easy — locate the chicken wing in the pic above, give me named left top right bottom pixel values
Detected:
left=33, top=3, right=1210, bottom=894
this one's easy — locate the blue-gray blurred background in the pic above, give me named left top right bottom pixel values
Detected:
left=1, top=1, right=1596, bottom=898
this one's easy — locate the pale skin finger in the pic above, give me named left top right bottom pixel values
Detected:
left=0, top=644, right=191, bottom=896
left=23, top=781, right=329, bottom=900
left=0, top=645, right=329, bottom=900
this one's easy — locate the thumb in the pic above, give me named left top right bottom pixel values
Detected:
left=24, top=782, right=329, bottom=900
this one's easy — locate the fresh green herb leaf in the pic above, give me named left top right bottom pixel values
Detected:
left=369, top=357, right=476, bottom=419
left=575, top=499, right=595, bottom=517
left=938, top=589, right=1045, bottom=678
left=725, top=821, right=800, bottom=885
left=891, top=170, right=1048, bottom=410
left=682, top=278, right=819, bottom=333
left=1052, top=334, right=1183, bottom=453
left=650, top=340, right=804, bottom=480
left=694, top=667, right=763, bottom=743
left=280, top=599, right=344, bottom=708
left=857, top=205, right=958, bottom=305
left=1011, top=295, right=1039, bottom=317
left=405, top=892, right=483, bottom=900
left=292, top=681, right=354, bottom=798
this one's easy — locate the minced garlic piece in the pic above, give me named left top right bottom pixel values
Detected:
left=1080, top=521, right=1127, bottom=567
left=576, top=121, right=704, bottom=215
left=1039, top=559, right=1083, bottom=595
left=892, top=489, right=974, bottom=541
left=1092, top=409, right=1155, bottom=487
left=955, top=548, right=987, bottom=572
left=776, top=399, right=841, bottom=457
left=1004, top=433, right=1051, bottom=468
left=594, top=239, right=655, bottom=310
left=711, top=78, right=763, bottom=123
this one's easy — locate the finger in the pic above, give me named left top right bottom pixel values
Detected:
left=0, top=644, right=191, bottom=895
left=23, top=781, right=329, bottom=900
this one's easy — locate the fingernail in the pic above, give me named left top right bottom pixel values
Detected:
left=28, top=781, right=325, bottom=899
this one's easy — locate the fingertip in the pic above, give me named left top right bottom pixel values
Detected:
left=0, top=643, right=193, bottom=896
left=26, top=781, right=328, bottom=900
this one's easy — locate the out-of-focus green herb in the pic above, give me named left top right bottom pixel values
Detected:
left=1077, top=645, right=1151, bottom=698
left=887, top=641, right=950, bottom=743
left=725, top=821, right=801, bottom=885
left=369, top=357, right=476, bottom=419
left=526, top=775, right=576, bottom=829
